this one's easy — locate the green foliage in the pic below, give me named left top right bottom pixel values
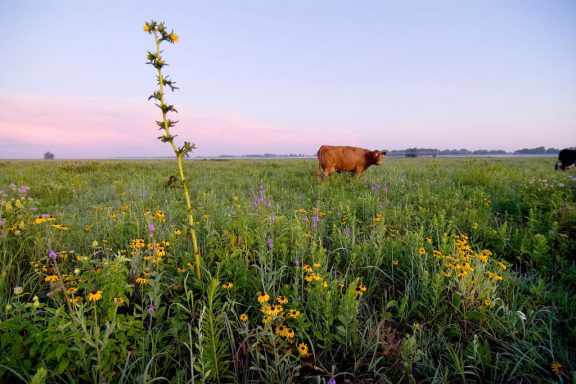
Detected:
left=0, top=157, right=575, bottom=382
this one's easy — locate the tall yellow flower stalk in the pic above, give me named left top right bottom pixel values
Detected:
left=144, top=20, right=201, bottom=281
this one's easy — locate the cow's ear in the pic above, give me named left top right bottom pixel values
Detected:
left=380, top=150, right=387, bottom=156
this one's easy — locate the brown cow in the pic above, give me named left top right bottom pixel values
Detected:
left=317, top=145, right=386, bottom=179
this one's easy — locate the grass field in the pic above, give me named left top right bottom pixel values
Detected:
left=0, top=157, right=574, bottom=383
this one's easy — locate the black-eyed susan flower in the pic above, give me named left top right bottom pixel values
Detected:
left=239, top=313, right=249, bottom=322
left=303, top=264, right=313, bottom=273
left=88, top=290, right=103, bottom=302
left=45, top=274, right=59, bottom=282
left=275, top=325, right=287, bottom=338
left=358, top=283, right=367, bottom=293
left=222, top=282, right=233, bottom=289
left=286, top=309, right=300, bottom=319
left=487, top=272, right=503, bottom=281
left=276, top=295, right=288, bottom=305
left=66, top=287, right=78, bottom=295
left=393, top=259, right=399, bottom=266
left=113, top=297, right=125, bottom=305
left=68, top=296, right=82, bottom=305
left=177, top=266, right=186, bottom=273
left=551, top=361, right=563, bottom=375
left=418, top=247, right=427, bottom=255
left=136, top=277, right=149, bottom=285
left=257, top=291, right=270, bottom=304
left=313, top=262, right=321, bottom=268
left=297, top=342, right=310, bottom=357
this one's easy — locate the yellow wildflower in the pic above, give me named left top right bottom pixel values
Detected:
left=45, top=275, right=59, bottom=282
left=136, top=277, right=149, bottom=285
left=297, top=342, right=310, bottom=357
left=257, top=291, right=270, bottom=304
left=239, top=313, right=249, bottom=322
left=276, top=295, right=288, bottom=305
left=222, top=282, right=233, bottom=289
left=551, top=361, right=563, bottom=375
left=88, top=290, right=103, bottom=302
left=113, top=297, right=125, bottom=305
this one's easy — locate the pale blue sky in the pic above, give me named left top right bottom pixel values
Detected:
left=0, top=0, right=575, bottom=158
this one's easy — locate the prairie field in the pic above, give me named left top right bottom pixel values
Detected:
left=0, top=157, right=575, bottom=383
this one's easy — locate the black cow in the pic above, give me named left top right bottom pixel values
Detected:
left=555, top=148, right=576, bottom=170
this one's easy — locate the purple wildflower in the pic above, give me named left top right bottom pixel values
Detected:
left=294, top=256, right=300, bottom=267
left=30, top=207, right=37, bottom=212
left=148, top=223, right=155, bottom=232
left=0, top=219, right=4, bottom=226
left=41, top=213, right=51, bottom=219
left=48, top=249, right=57, bottom=261
left=345, top=225, right=350, bottom=238
left=19, top=186, right=30, bottom=194
left=148, top=305, right=155, bottom=314
left=383, top=185, right=388, bottom=193
left=558, top=183, right=565, bottom=188
left=267, top=237, right=273, bottom=250
left=328, top=378, right=336, bottom=384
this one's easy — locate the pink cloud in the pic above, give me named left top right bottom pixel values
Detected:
left=0, top=92, right=362, bottom=158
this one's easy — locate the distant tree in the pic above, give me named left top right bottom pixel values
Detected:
left=44, top=151, right=55, bottom=160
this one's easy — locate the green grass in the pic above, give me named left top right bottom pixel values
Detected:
left=0, top=157, right=574, bottom=383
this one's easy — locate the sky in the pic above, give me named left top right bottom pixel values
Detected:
left=0, top=0, right=575, bottom=159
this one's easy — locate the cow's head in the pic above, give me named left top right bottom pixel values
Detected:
left=372, top=150, right=386, bottom=165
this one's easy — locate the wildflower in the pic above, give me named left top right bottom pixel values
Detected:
left=303, top=264, right=312, bottom=273
left=328, top=378, right=336, bottom=384
left=286, top=309, right=300, bottom=319
left=267, top=237, right=273, bottom=250
left=68, top=296, right=82, bottom=305
left=45, top=274, right=59, bottom=282
left=114, top=297, right=125, bottom=305
left=177, top=266, right=186, bottom=273
left=313, top=262, right=321, bottom=268
left=48, top=249, right=57, bottom=261
left=74, top=268, right=81, bottom=275
left=275, top=325, right=287, bottom=338
left=91, top=240, right=99, bottom=248
left=148, top=305, right=155, bottom=314
left=497, top=261, right=507, bottom=270
left=262, top=304, right=283, bottom=317
left=487, top=272, right=503, bottom=281
left=483, top=299, right=493, bottom=307
left=13, top=286, right=23, bottom=295
left=174, top=229, right=182, bottom=236
left=418, top=247, right=427, bottom=255
left=358, top=283, right=367, bottom=293
left=144, top=23, right=151, bottom=32
left=457, top=270, right=468, bottom=278
left=551, top=361, right=563, bottom=375
left=257, top=291, right=270, bottom=304
left=222, top=282, right=234, bottom=289
left=130, top=239, right=146, bottom=249
left=239, top=313, right=249, bottom=322
left=136, top=277, right=149, bottom=285
left=393, top=259, right=399, bottom=266
left=284, top=327, right=295, bottom=341
left=262, top=315, right=273, bottom=325
left=297, top=342, right=310, bottom=357
left=66, top=287, right=78, bottom=295
left=88, top=290, right=103, bottom=302
left=276, top=295, right=288, bottom=305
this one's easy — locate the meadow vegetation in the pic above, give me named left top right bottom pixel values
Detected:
left=0, top=157, right=574, bottom=383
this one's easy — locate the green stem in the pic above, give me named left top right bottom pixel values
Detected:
left=153, top=31, right=202, bottom=283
